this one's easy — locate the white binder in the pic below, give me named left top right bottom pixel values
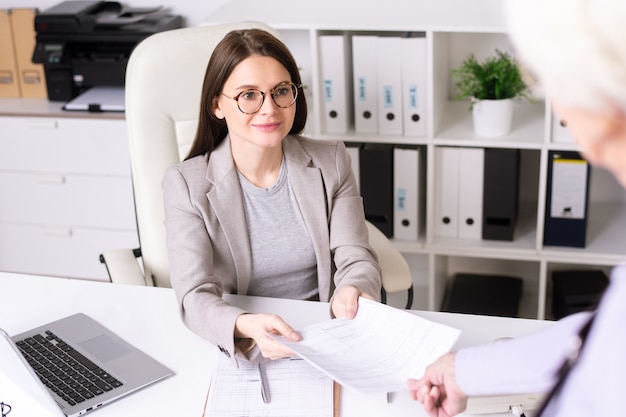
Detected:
left=319, top=35, right=352, bottom=133
left=352, top=35, right=378, bottom=134
left=393, top=146, right=420, bottom=240
left=551, top=112, right=576, bottom=144
left=401, top=36, right=428, bottom=136
left=376, top=36, right=403, bottom=135
left=457, top=147, right=484, bottom=239
left=434, top=147, right=459, bottom=238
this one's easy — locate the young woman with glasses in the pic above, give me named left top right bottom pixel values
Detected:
left=162, top=29, right=381, bottom=365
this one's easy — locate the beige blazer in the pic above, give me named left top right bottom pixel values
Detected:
left=162, top=135, right=381, bottom=363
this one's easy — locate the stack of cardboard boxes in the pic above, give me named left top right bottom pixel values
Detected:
left=0, top=8, right=47, bottom=99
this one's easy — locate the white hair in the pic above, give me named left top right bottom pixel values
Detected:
left=505, top=0, right=626, bottom=113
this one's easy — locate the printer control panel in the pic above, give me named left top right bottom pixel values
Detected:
left=33, top=42, right=66, bottom=65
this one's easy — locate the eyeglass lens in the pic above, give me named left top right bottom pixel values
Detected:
left=236, top=82, right=298, bottom=114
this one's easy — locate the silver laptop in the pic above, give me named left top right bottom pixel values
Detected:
left=0, top=313, right=173, bottom=417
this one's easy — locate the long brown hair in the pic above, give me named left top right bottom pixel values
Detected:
left=185, top=29, right=307, bottom=161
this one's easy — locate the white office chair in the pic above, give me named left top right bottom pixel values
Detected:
left=99, top=22, right=414, bottom=308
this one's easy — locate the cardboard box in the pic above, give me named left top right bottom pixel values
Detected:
left=10, top=8, right=47, bottom=98
left=0, top=9, right=21, bottom=97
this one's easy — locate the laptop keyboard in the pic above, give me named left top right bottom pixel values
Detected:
left=15, top=331, right=123, bottom=406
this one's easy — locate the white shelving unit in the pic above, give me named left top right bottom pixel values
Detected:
left=206, top=0, right=626, bottom=319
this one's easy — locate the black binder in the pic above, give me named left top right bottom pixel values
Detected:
left=543, top=150, right=590, bottom=248
left=360, top=143, right=394, bottom=237
left=482, top=148, right=520, bottom=241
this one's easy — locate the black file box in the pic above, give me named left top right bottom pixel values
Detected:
left=482, top=148, right=520, bottom=241
left=551, top=269, right=609, bottom=319
left=441, top=273, right=523, bottom=317
left=360, top=143, right=394, bottom=237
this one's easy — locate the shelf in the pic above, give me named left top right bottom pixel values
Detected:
left=427, top=202, right=538, bottom=257
left=433, top=254, right=542, bottom=319
left=434, top=101, right=546, bottom=148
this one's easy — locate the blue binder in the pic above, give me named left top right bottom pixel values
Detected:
left=543, top=150, right=590, bottom=248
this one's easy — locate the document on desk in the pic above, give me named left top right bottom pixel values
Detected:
left=268, top=297, right=461, bottom=394
left=204, top=356, right=334, bottom=417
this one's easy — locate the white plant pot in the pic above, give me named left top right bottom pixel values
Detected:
left=472, top=98, right=514, bottom=137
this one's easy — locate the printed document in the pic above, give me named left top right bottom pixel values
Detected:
left=204, top=356, right=334, bottom=417
left=269, top=297, right=460, bottom=393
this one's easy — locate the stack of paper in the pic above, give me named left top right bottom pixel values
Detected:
left=204, top=357, right=334, bottom=417
left=269, top=297, right=460, bottom=393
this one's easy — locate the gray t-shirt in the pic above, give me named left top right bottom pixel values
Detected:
left=238, top=158, right=318, bottom=300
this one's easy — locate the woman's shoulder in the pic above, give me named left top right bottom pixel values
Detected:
left=286, top=135, right=348, bottom=160
left=166, top=154, right=208, bottom=175
left=162, top=154, right=209, bottom=189
left=291, top=135, right=345, bottom=149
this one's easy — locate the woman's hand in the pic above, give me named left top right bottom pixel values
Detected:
left=331, top=285, right=375, bottom=319
left=234, top=313, right=301, bottom=360
left=407, top=352, right=468, bottom=417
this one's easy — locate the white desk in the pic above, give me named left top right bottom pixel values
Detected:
left=0, top=272, right=552, bottom=416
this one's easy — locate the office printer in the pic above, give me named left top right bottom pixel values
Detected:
left=33, top=1, right=183, bottom=101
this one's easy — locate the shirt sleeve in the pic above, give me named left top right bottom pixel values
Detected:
left=455, top=311, right=592, bottom=396
left=328, top=140, right=382, bottom=301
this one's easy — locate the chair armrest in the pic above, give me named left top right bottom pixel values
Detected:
left=366, top=222, right=412, bottom=293
left=99, top=249, right=148, bottom=286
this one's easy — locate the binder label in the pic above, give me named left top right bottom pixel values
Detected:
left=358, top=78, right=367, bottom=101
left=407, top=85, right=418, bottom=109
left=550, top=158, right=588, bottom=219
left=324, top=80, right=333, bottom=102
left=383, top=85, right=394, bottom=108
left=396, top=189, right=407, bottom=211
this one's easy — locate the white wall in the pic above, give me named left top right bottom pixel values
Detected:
left=0, top=0, right=229, bottom=27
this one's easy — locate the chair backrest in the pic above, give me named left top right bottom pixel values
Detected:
left=125, top=22, right=281, bottom=287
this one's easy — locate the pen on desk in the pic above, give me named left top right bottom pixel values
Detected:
left=258, top=361, right=271, bottom=404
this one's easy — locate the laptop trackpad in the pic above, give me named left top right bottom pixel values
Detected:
left=79, top=334, right=131, bottom=362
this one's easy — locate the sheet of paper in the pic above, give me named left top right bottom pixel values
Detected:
left=269, top=297, right=461, bottom=394
left=62, top=86, right=125, bottom=112
left=204, top=356, right=334, bottom=417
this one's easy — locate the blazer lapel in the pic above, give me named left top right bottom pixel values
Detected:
left=206, top=137, right=252, bottom=295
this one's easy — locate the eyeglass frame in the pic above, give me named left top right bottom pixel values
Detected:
left=220, top=81, right=303, bottom=114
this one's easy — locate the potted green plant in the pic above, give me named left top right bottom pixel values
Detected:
left=451, top=49, right=530, bottom=137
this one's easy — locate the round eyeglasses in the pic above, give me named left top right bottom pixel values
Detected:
left=221, top=82, right=302, bottom=114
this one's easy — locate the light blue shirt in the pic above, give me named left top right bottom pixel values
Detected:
left=456, top=264, right=626, bottom=416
